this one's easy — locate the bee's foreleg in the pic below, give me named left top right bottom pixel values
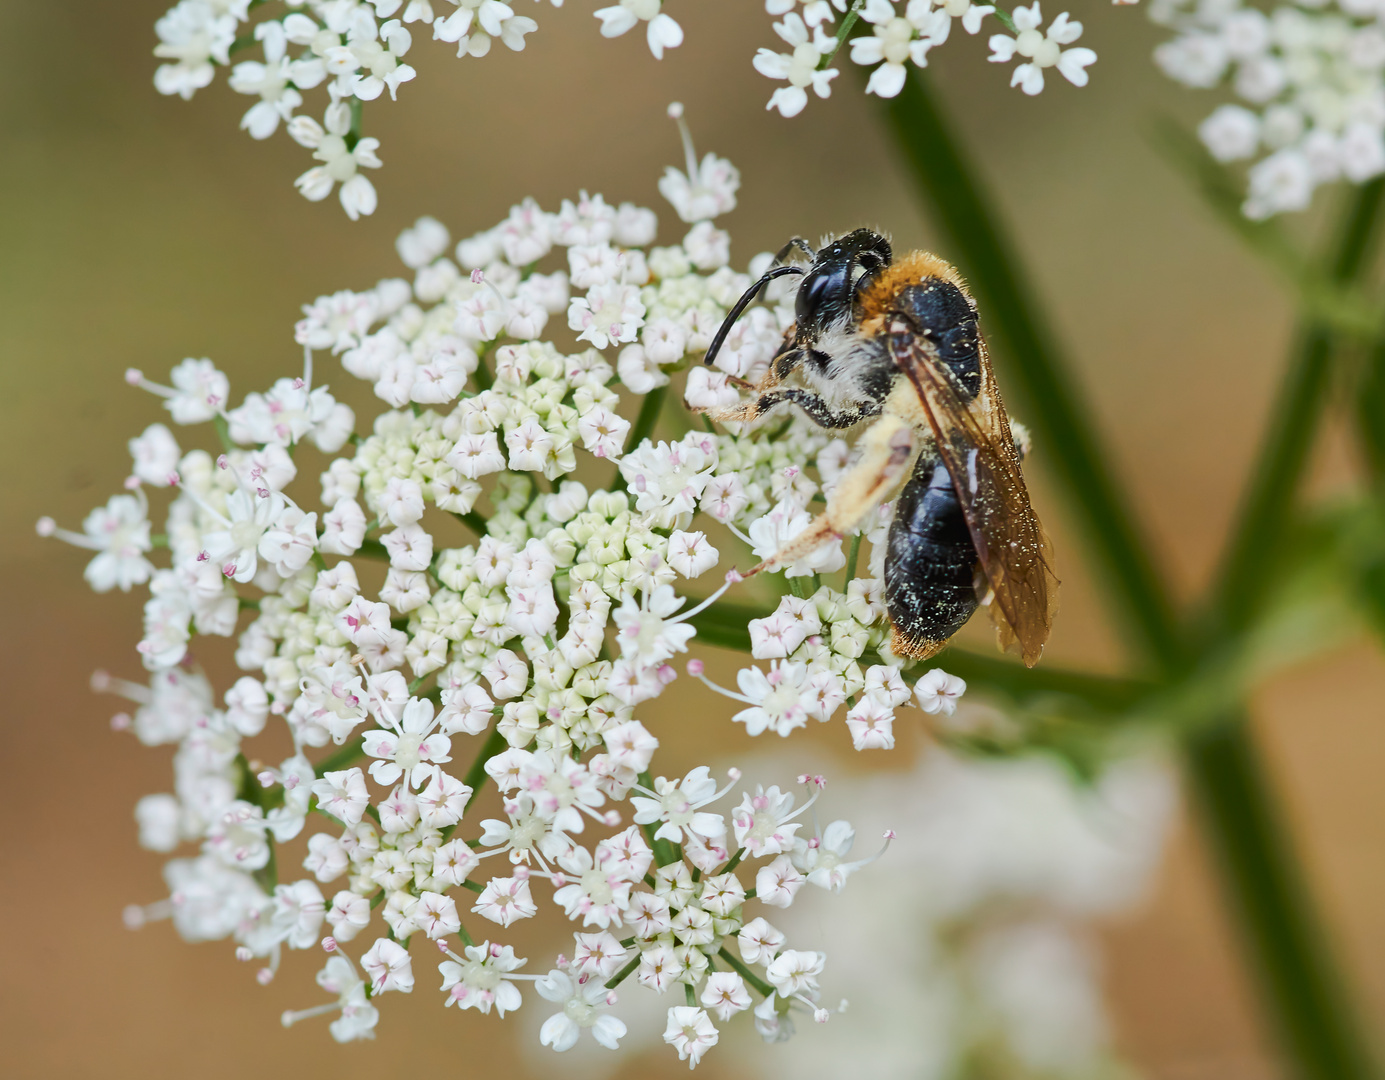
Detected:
left=704, top=388, right=873, bottom=429
left=746, top=414, right=917, bottom=577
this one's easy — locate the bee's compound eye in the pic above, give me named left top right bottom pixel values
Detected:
left=795, top=269, right=835, bottom=326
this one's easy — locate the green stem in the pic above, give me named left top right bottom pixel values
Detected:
left=1210, top=177, right=1385, bottom=637
left=819, top=0, right=865, bottom=70
left=1184, top=720, right=1377, bottom=1080
left=440, top=725, right=509, bottom=840
left=345, top=99, right=363, bottom=151
left=1359, top=340, right=1385, bottom=485
left=936, top=646, right=1150, bottom=714
left=881, top=70, right=1182, bottom=675
left=1156, top=123, right=1383, bottom=340
left=451, top=510, right=490, bottom=539
left=688, top=603, right=1147, bottom=714
left=316, top=736, right=366, bottom=775
left=883, top=71, right=1380, bottom=1080
left=462, top=725, right=508, bottom=792
left=356, top=538, right=391, bottom=561
left=212, top=414, right=235, bottom=455
left=844, top=533, right=862, bottom=583
left=717, top=947, right=774, bottom=998
left=605, top=953, right=641, bottom=990
left=252, top=840, right=278, bottom=895
left=636, top=771, right=682, bottom=867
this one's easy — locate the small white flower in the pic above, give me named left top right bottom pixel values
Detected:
left=618, top=433, right=717, bottom=528
left=362, top=696, right=453, bottom=788
left=846, top=695, right=896, bottom=749
left=129, top=424, right=182, bottom=486
left=701, top=971, right=752, bottom=1022
left=914, top=667, right=967, bottom=715
left=38, top=493, right=154, bottom=593
left=568, top=282, right=647, bottom=349
left=594, top=0, right=684, bottom=60
left=472, top=874, right=538, bottom=926
left=732, top=785, right=807, bottom=856
left=292, top=104, right=383, bottom=219
left=361, top=937, right=414, bottom=993
left=765, top=948, right=825, bottom=997
left=850, top=0, right=945, bottom=99
left=754, top=14, right=839, bottom=118
left=663, top=1006, right=719, bottom=1067
left=434, top=0, right=537, bottom=56
left=748, top=499, right=845, bottom=578
left=732, top=661, right=815, bottom=737
left=439, top=940, right=527, bottom=1015
left=1243, top=147, right=1316, bottom=219
left=536, top=968, right=628, bottom=1051
left=754, top=854, right=806, bottom=908
left=1199, top=104, right=1261, bottom=163
left=311, top=768, right=371, bottom=826
left=631, top=766, right=729, bottom=846
left=988, top=4, right=1095, bottom=95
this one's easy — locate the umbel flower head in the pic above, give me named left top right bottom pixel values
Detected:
left=46, top=111, right=969, bottom=1064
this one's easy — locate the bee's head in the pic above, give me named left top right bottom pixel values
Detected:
left=702, top=228, right=892, bottom=372
left=794, top=228, right=893, bottom=340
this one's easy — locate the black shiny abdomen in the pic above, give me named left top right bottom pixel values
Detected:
left=885, top=454, right=979, bottom=647
left=895, top=279, right=981, bottom=398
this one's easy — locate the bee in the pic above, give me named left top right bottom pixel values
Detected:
left=699, top=228, right=1059, bottom=667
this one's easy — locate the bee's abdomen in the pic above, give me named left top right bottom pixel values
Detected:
left=896, top=279, right=981, bottom=398
left=885, top=455, right=979, bottom=653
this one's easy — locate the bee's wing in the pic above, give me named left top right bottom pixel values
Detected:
left=887, top=329, right=1059, bottom=667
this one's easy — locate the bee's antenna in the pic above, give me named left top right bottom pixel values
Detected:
left=703, top=265, right=804, bottom=368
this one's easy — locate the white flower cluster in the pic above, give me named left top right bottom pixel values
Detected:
left=152, top=0, right=1130, bottom=215
left=748, top=749, right=1175, bottom=1079
left=152, top=0, right=687, bottom=218
left=1152, top=0, right=1385, bottom=218
left=46, top=133, right=976, bottom=1064
left=754, top=0, right=1104, bottom=117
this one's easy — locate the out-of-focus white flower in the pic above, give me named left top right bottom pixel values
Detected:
left=1152, top=0, right=1385, bottom=217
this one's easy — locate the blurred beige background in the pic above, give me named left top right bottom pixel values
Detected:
left=3, top=1, right=1384, bottom=1077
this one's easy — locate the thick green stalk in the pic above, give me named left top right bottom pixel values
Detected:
left=686, top=603, right=1148, bottom=712
left=1359, top=337, right=1385, bottom=484
left=1185, top=720, right=1378, bottom=1080
left=881, top=71, right=1183, bottom=674
left=1187, top=179, right=1385, bottom=1080
left=878, top=71, right=1379, bottom=1080
left=1211, top=178, right=1385, bottom=636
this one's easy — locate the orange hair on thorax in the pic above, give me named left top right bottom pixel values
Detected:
left=856, top=250, right=971, bottom=328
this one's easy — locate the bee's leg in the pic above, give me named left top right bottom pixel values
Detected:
left=746, top=414, right=917, bottom=577
left=704, top=387, right=873, bottom=429
left=770, top=342, right=803, bottom=382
